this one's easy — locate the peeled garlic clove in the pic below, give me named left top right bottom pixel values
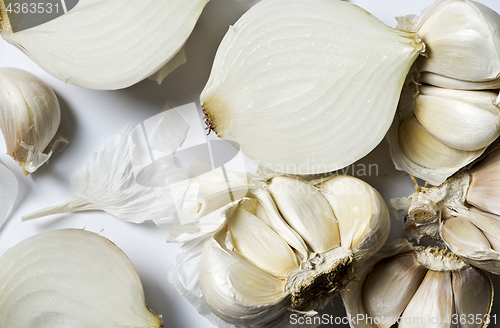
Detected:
left=414, top=87, right=500, bottom=151
left=0, top=159, right=17, bottom=228
left=0, top=68, right=64, bottom=174
left=467, top=148, right=500, bottom=216
left=414, top=0, right=500, bottom=85
left=199, top=224, right=290, bottom=327
left=398, top=116, right=483, bottom=171
left=0, top=0, right=208, bottom=90
left=319, top=175, right=389, bottom=251
left=400, top=270, right=454, bottom=328
left=0, top=229, right=162, bottom=328
left=362, top=253, right=426, bottom=328
left=229, top=201, right=299, bottom=278
left=267, top=176, right=340, bottom=254
left=452, top=267, right=493, bottom=328
left=200, top=0, right=422, bottom=174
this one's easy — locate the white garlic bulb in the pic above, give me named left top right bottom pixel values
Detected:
left=342, top=239, right=493, bottom=328
left=392, top=146, right=500, bottom=274
left=388, top=0, right=500, bottom=186
left=200, top=0, right=423, bottom=174
left=0, top=0, right=209, bottom=90
left=0, top=68, right=66, bottom=174
left=171, top=175, right=390, bottom=328
left=0, top=229, right=163, bottom=327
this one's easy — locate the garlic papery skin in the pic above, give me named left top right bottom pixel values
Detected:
left=0, top=229, right=163, bottom=328
left=0, top=0, right=209, bottom=90
left=342, top=239, right=493, bottom=328
left=171, top=174, right=390, bottom=328
left=410, top=0, right=500, bottom=87
left=0, top=67, right=65, bottom=174
left=391, top=147, right=500, bottom=273
left=200, top=0, right=423, bottom=174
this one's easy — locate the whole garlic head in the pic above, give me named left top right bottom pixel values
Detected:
left=196, top=175, right=390, bottom=327
left=342, top=239, right=493, bottom=328
left=388, top=0, right=500, bottom=186
left=392, top=146, right=500, bottom=274
left=0, top=68, right=66, bottom=174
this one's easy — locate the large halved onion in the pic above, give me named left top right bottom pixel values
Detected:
left=200, top=0, right=422, bottom=174
left=0, top=229, right=163, bottom=327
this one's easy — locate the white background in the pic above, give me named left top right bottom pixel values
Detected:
left=1, top=0, right=500, bottom=327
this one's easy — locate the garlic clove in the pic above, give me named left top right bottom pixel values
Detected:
left=0, top=159, right=17, bottom=228
left=414, top=87, right=500, bottom=151
left=200, top=0, right=422, bottom=174
left=483, top=231, right=500, bottom=252
left=441, top=216, right=493, bottom=254
left=1, top=0, right=209, bottom=90
left=254, top=197, right=273, bottom=227
left=398, top=116, right=483, bottom=171
left=400, top=270, right=454, bottom=328
left=0, top=229, right=162, bottom=328
left=467, top=148, right=500, bottom=216
left=452, top=267, right=493, bottom=328
left=228, top=201, right=299, bottom=278
left=420, top=72, right=500, bottom=90
left=0, top=68, right=63, bottom=174
left=362, top=253, right=426, bottom=328
left=249, top=186, right=310, bottom=260
left=267, top=176, right=340, bottom=254
left=319, top=175, right=388, bottom=251
left=199, top=224, right=289, bottom=327
left=415, top=0, right=500, bottom=84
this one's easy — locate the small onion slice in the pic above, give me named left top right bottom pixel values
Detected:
left=0, top=229, right=163, bottom=328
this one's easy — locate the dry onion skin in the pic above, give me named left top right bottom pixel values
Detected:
left=387, top=0, right=500, bottom=186
left=0, top=0, right=209, bottom=90
left=200, top=0, right=423, bottom=175
left=0, top=229, right=163, bottom=327
left=392, top=146, right=500, bottom=274
left=169, top=175, right=390, bottom=328
left=342, top=239, right=493, bottom=328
